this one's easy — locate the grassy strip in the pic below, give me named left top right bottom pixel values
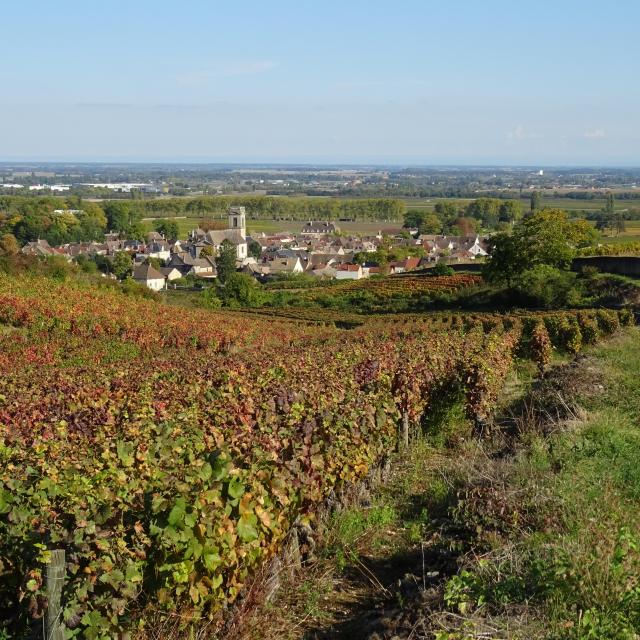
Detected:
left=440, top=329, right=640, bottom=639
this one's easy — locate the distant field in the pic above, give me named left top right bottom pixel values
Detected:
left=140, top=195, right=639, bottom=241
left=600, top=220, right=640, bottom=244
left=403, top=196, right=636, bottom=214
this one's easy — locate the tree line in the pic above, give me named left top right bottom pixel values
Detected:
left=0, top=195, right=405, bottom=246
left=404, top=197, right=524, bottom=235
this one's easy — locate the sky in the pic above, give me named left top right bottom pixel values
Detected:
left=1, top=0, right=639, bottom=165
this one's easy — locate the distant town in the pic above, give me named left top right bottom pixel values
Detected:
left=21, top=206, right=488, bottom=290
left=2, top=162, right=640, bottom=200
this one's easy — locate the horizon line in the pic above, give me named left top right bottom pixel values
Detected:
left=1, top=160, right=640, bottom=170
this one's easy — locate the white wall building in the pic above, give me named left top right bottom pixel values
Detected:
left=335, top=264, right=364, bottom=280
left=189, top=207, right=248, bottom=260
left=132, top=263, right=166, bottom=291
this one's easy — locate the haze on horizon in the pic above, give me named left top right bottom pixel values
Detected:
left=1, top=0, right=639, bottom=166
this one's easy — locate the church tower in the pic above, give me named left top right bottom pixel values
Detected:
left=228, top=206, right=246, bottom=238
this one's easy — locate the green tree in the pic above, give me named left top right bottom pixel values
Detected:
left=483, top=209, right=597, bottom=286
left=595, top=213, right=611, bottom=233
left=248, top=239, right=263, bottom=259
left=403, top=210, right=426, bottom=229
left=201, top=287, right=222, bottom=309
left=605, top=193, right=615, bottom=215
left=215, top=240, right=237, bottom=283
left=75, top=254, right=99, bottom=274
left=218, top=272, right=264, bottom=307
left=482, top=232, right=524, bottom=286
left=434, top=201, right=459, bottom=217
left=103, top=201, right=143, bottom=237
left=154, top=219, right=179, bottom=240
left=466, top=198, right=501, bottom=227
left=111, top=251, right=133, bottom=280
left=499, top=200, right=522, bottom=224
left=127, top=222, right=147, bottom=241
left=530, top=191, right=542, bottom=212
left=418, top=214, right=443, bottom=234
left=431, top=261, right=455, bottom=276
left=145, top=256, right=163, bottom=270
left=512, top=264, right=581, bottom=308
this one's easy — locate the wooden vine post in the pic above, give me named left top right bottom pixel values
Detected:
left=401, top=411, right=410, bottom=450
left=45, top=549, right=65, bottom=640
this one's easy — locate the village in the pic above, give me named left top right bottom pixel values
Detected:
left=20, top=206, right=489, bottom=290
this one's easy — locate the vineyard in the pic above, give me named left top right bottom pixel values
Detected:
left=304, top=273, right=483, bottom=301
left=577, top=241, right=640, bottom=256
left=0, top=273, right=633, bottom=638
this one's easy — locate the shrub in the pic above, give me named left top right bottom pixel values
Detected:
left=563, top=317, right=583, bottom=354
left=596, top=309, right=621, bottom=335
left=577, top=313, right=601, bottom=345
left=513, top=265, right=582, bottom=309
left=619, top=307, right=635, bottom=327
left=431, top=261, right=455, bottom=276
left=218, top=272, right=265, bottom=308
left=529, top=321, right=552, bottom=374
left=201, top=287, right=222, bottom=309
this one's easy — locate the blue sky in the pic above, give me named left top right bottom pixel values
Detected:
left=1, top=0, right=639, bottom=165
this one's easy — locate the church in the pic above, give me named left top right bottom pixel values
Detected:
left=188, top=206, right=248, bottom=260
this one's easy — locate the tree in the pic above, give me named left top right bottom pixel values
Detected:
left=483, top=209, right=597, bottom=286
left=418, top=214, right=442, bottom=235
left=111, top=251, right=133, bottom=280
left=218, top=272, right=264, bottom=307
left=594, top=213, right=612, bottom=233
left=512, top=264, right=581, bottom=308
left=0, top=233, right=19, bottom=255
left=75, top=254, right=98, bottom=274
left=605, top=193, right=615, bottom=216
left=450, top=217, right=479, bottom=236
left=104, top=201, right=140, bottom=234
left=248, top=240, right=263, bottom=259
left=154, top=219, right=179, bottom=240
left=127, top=222, right=147, bottom=242
left=434, top=201, right=459, bottom=217
left=201, top=287, right=222, bottom=309
left=530, top=191, right=542, bottom=212
left=431, top=261, right=455, bottom=276
left=403, top=210, right=426, bottom=229
left=466, top=198, right=501, bottom=227
left=499, top=200, right=522, bottom=224
left=144, top=256, right=163, bottom=270
left=215, top=240, right=237, bottom=283
left=482, top=232, right=524, bottom=286
left=199, top=246, right=214, bottom=258
left=520, top=209, right=597, bottom=268
left=76, top=203, right=107, bottom=241
left=615, top=213, right=626, bottom=235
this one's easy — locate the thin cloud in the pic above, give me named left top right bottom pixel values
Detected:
left=507, top=125, right=540, bottom=141
left=584, top=128, right=606, bottom=139
left=76, top=102, right=133, bottom=109
left=177, top=60, right=278, bottom=86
